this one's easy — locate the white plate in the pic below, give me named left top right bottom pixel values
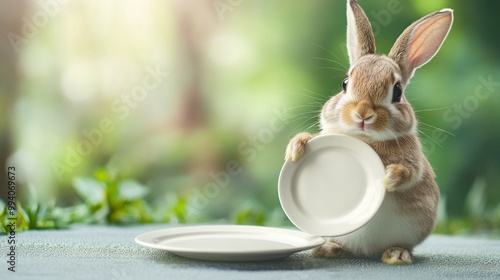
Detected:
left=279, top=134, right=385, bottom=236
left=135, top=225, right=325, bottom=261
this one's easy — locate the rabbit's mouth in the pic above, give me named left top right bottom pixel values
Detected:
left=347, top=124, right=394, bottom=141
left=353, top=112, right=377, bottom=132
left=342, top=125, right=373, bottom=137
left=358, top=121, right=370, bottom=131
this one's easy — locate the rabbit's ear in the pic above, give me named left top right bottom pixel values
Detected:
left=389, top=9, right=453, bottom=83
left=346, top=0, right=376, bottom=65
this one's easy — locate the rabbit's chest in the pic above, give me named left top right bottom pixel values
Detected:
left=333, top=194, right=423, bottom=255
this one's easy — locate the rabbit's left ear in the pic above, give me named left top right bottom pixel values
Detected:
left=346, top=0, right=376, bottom=65
left=389, top=9, right=453, bottom=83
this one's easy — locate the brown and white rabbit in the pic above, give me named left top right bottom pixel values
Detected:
left=285, top=0, right=453, bottom=264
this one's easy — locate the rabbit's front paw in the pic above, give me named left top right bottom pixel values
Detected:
left=285, top=133, right=313, bottom=161
left=383, top=163, right=410, bottom=192
left=382, top=247, right=413, bottom=265
left=311, top=241, right=351, bottom=258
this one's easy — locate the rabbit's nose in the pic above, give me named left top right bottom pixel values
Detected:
left=353, top=112, right=376, bottom=124
left=353, top=100, right=376, bottom=123
left=363, top=114, right=376, bottom=124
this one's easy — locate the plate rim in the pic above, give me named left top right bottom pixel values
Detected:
left=278, top=134, right=386, bottom=236
left=135, top=225, right=326, bottom=255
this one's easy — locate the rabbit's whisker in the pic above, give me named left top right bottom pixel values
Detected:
left=312, top=57, right=346, bottom=70
left=414, top=106, right=451, bottom=113
left=285, top=104, right=323, bottom=112
left=276, top=90, right=326, bottom=102
left=310, top=42, right=348, bottom=69
left=275, top=90, right=324, bottom=99
left=417, top=129, right=443, bottom=149
left=419, top=122, right=455, bottom=137
left=291, top=116, right=319, bottom=135
left=304, top=122, right=321, bottom=133
left=317, top=66, right=346, bottom=74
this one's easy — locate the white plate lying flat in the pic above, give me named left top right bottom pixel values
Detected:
left=279, top=134, right=385, bottom=236
left=135, top=225, right=325, bottom=261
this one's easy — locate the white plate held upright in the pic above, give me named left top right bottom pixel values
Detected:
left=278, top=134, right=386, bottom=236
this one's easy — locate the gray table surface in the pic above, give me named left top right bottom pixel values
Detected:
left=2, top=224, right=500, bottom=280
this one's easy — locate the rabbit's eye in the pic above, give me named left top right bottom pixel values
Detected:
left=392, top=83, right=402, bottom=102
left=342, top=78, right=349, bottom=92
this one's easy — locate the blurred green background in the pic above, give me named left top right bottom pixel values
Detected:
left=1, top=0, right=499, bottom=236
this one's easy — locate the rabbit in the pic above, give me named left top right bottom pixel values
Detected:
left=284, top=0, right=453, bottom=264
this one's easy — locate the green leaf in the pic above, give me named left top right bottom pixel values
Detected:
left=172, top=196, right=187, bottom=223
left=73, top=178, right=105, bottom=205
left=94, top=168, right=110, bottom=183
left=118, top=180, right=149, bottom=201
left=0, top=199, right=6, bottom=210
left=59, top=204, right=90, bottom=224
left=16, top=202, right=30, bottom=232
left=235, top=209, right=266, bottom=226
left=465, top=177, right=487, bottom=219
left=135, top=200, right=154, bottom=223
left=26, top=203, right=40, bottom=229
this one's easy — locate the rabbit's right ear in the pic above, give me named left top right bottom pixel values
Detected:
left=346, top=0, right=376, bottom=66
left=389, top=9, right=453, bottom=83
